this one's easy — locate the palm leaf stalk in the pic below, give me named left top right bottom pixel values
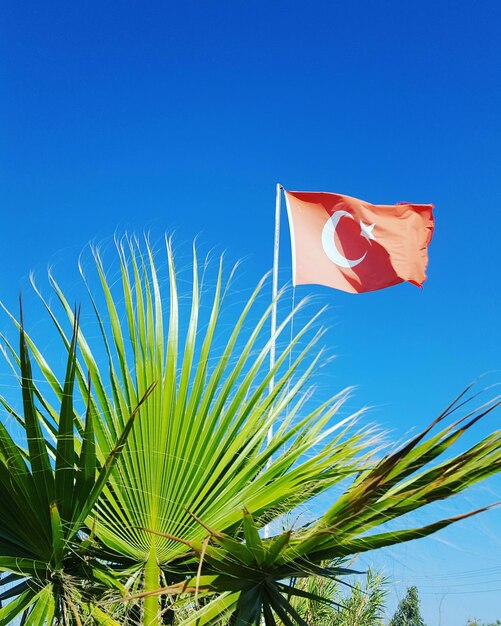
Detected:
left=0, top=236, right=499, bottom=625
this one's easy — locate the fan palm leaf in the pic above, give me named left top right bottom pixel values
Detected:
left=1, top=237, right=373, bottom=623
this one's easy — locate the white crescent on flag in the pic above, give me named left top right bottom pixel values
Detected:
left=321, top=210, right=376, bottom=268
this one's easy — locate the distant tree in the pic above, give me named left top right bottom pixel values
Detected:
left=331, top=569, right=388, bottom=626
left=467, top=621, right=501, bottom=626
left=289, top=567, right=388, bottom=626
left=389, top=586, right=426, bottom=626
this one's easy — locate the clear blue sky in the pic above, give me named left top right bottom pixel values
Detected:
left=1, top=2, right=500, bottom=623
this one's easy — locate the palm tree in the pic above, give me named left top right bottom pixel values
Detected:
left=0, top=237, right=500, bottom=625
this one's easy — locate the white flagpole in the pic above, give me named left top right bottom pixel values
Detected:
left=264, top=183, right=282, bottom=539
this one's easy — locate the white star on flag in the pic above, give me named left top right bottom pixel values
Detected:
left=359, top=220, right=376, bottom=243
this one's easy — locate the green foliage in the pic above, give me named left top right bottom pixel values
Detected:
left=288, top=567, right=388, bottom=626
left=331, top=569, right=387, bottom=626
left=389, top=586, right=426, bottom=626
left=0, top=238, right=500, bottom=625
left=0, top=310, right=153, bottom=624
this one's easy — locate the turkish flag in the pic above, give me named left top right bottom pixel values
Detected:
left=284, top=190, right=434, bottom=294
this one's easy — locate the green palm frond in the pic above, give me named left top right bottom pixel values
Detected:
left=0, top=308, right=154, bottom=624
left=1, top=237, right=499, bottom=625
left=133, top=396, right=500, bottom=624
left=3, top=237, right=371, bottom=623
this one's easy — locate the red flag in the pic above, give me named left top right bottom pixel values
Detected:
left=284, top=190, right=434, bottom=294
